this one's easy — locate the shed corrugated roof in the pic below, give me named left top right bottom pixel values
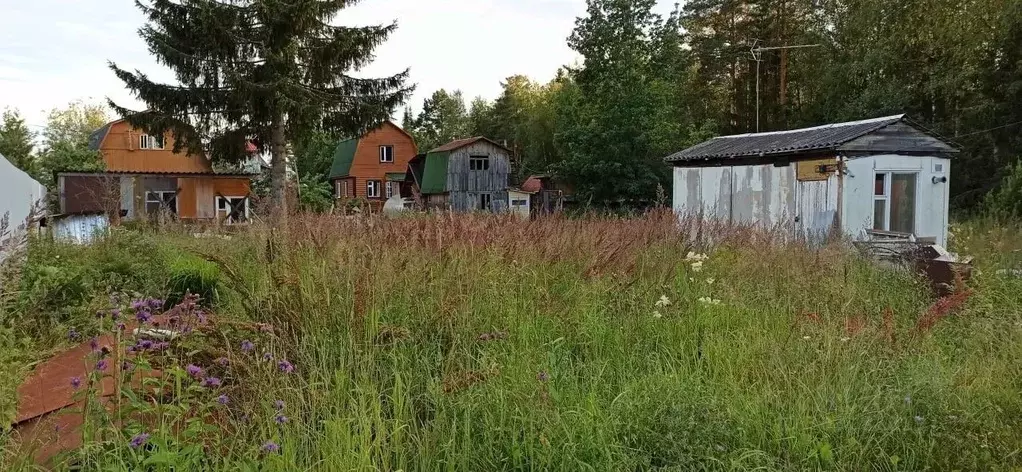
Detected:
left=664, top=115, right=907, bottom=162
left=328, top=138, right=358, bottom=179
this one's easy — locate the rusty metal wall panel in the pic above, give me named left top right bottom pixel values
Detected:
left=60, top=175, right=120, bottom=214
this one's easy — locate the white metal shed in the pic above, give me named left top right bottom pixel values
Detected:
left=665, top=115, right=957, bottom=246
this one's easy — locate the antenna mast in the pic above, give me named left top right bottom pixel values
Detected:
left=750, top=41, right=821, bottom=132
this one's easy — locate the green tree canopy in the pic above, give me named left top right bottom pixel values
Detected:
left=0, top=108, right=36, bottom=175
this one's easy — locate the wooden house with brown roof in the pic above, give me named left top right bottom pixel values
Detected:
left=412, top=136, right=511, bottom=212
left=56, top=119, right=258, bottom=223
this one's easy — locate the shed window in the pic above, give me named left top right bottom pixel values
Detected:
left=139, top=134, right=164, bottom=150
left=380, top=145, right=394, bottom=163
left=478, top=193, right=492, bottom=211
left=216, top=196, right=248, bottom=224
left=873, top=172, right=916, bottom=234
left=469, top=156, right=490, bottom=171
left=511, top=199, right=527, bottom=207
left=145, top=190, right=177, bottom=215
left=367, top=180, right=382, bottom=198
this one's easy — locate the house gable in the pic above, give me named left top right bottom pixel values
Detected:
left=96, top=120, right=213, bottom=174
left=330, top=121, right=418, bottom=199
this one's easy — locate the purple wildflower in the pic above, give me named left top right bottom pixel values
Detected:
left=241, top=340, right=255, bottom=352
left=277, top=360, right=294, bottom=374
left=130, top=299, right=145, bottom=311
left=274, top=400, right=285, bottom=411
left=122, top=361, right=134, bottom=372
left=129, top=432, right=150, bottom=449
left=196, top=310, right=208, bottom=324
left=116, top=322, right=126, bottom=331
left=70, top=376, right=81, bottom=390
left=139, top=340, right=153, bottom=350
left=216, top=394, right=229, bottom=405
left=126, top=345, right=137, bottom=354
left=262, top=352, right=273, bottom=362
left=110, top=308, right=120, bottom=320
left=261, top=440, right=280, bottom=453
left=201, top=377, right=222, bottom=388
left=148, top=298, right=163, bottom=310
left=274, top=414, right=288, bottom=424
left=95, top=359, right=108, bottom=371
left=68, top=329, right=80, bottom=342
left=152, top=341, right=170, bottom=351
left=215, top=357, right=230, bottom=367
left=185, top=364, right=203, bottom=378
left=89, top=337, right=99, bottom=352
left=95, top=310, right=105, bottom=319
left=537, top=371, right=549, bottom=382
left=136, top=309, right=151, bottom=324
left=182, top=326, right=193, bottom=334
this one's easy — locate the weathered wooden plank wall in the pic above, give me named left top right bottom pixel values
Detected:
left=445, top=141, right=510, bottom=212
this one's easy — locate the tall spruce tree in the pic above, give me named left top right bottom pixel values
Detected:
left=109, top=0, right=412, bottom=219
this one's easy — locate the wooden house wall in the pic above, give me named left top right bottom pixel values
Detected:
left=445, top=141, right=510, bottom=212
left=99, top=121, right=213, bottom=174
left=346, top=122, right=417, bottom=199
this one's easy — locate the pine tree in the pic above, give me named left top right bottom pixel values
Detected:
left=109, top=0, right=412, bottom=219
left=0, top=108, right=36, bottom=175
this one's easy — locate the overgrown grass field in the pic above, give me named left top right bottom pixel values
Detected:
left=2, top=213, right=1021, bottom=470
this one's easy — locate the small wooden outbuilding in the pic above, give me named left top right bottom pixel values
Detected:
left=665, top=115, right=957, bottom=246
left=414, top=137, right=512, bottom=212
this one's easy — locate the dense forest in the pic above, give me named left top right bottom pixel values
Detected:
left=395, top=0, right=1022, bottom=211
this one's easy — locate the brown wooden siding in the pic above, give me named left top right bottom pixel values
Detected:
left=100, top=121, right=213, bottom=174
left=344, top=122, right=417, bottom=199
left=168, top=177, right=251, bottom=219
left=60, top=175, right=120, bottom=214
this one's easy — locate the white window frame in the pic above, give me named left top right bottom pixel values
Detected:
left=215, top=196, right=249, bottom=224
left=873, top=171, right=917, bottom=233
left=138, top=134, right=164, bottom=150
left=385, top=181, right=396, bottom=199
left=145, top=190, right=178, bottom=214
left=379, top=145, right=394, bottom=163
left=367, top=180, right=381, bottom=198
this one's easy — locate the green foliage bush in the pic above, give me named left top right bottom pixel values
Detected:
left=986, top=159, right=1022, bottom=219
left=167, top=256, right=221, bottom=308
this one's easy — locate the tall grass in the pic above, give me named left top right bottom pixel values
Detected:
left=8, top=212, right=1022, bottom=470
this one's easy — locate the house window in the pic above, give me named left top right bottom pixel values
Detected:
left=386, top=181, right=397, bottom=199
left=336, top=180, right=351, bottom=198
left=145, top=190, right=177, bottom=215
left=511, top=199, right=527, bottom=207
left=367, top=180, right=382, bottom=198
left=469, top=156, right=490, bottom=171
left=873, top=172, right=916, bottom=234
left=139, top=134, right=164, bottom=150
left=478, top=192, right=492, bottom=211
left=216, top=196, right=249, bottom=224
left=380, top=145, right=394, bottom=163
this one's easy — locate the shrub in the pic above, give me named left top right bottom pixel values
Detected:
left=985, top=158, right=1022, bottom=219
left=167, top=255, right=221, bottom=308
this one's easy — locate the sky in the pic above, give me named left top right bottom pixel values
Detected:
left=0, top=0, right=677, bottom=132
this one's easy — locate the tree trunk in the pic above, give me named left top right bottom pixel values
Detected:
left=270, top=114, right=288, bottom=225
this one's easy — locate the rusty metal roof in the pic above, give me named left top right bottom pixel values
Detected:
left=664, top=115, right=908, bottom=162
left=429, top=136, right=511, bottom=153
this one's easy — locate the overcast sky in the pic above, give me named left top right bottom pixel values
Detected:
left=0, top=0, right=676, bottom=132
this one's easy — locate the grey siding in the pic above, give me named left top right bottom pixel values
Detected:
left=445, top=141, right=510, bottom=212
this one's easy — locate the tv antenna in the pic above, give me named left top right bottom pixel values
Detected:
left=750, top=40, right=821, bottom=132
